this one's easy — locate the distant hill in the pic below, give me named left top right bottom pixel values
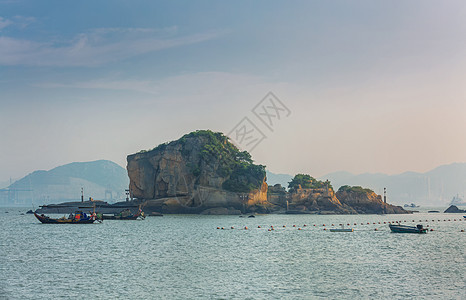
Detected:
left=1, top=160, right=129, bottom=206
left=266, top=170, right=293, bottom=189
left=319, top=163, right=466, bottom=206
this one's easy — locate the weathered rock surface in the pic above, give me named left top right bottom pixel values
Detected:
left=336, top=186, right=408, bottom=214
left=127, top=130, right=268, bottom=214
left=287, top=186, right=357, bottom=214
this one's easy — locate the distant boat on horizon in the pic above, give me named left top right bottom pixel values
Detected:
left=403, top=203, right=420, bottom=208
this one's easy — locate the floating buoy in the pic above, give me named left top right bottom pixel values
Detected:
left=217, top=227, right=220, bottom=229
left=244, top=226, right=248, bottom=230
left=231, top=226, right=234, bottom=229
left=298, top=228, right=302, bottom=230
left=268, top=229, right=271, bottom=231
left=461, top=229, right=464, bottom=232
left=323, top=224, right=326, bottom=226
left=283, top=225, right=286, bottom=228
left=426, top=225, right=429, bottom=227
left=323, top=228, right=327, bottom=231
left=354, top=223, right=357, bottom=225
left=221, top=227, right=225, bottom=230
left=331, top=224, right=334, bottom=226
left=271, top=225, right=274, bottom=228
left=430, top=229, right=434, bottom=231
left=303, top=224, right=307, bottom=227
left=258, top=225, right=261, bottom=228
left=293, top=225, right=296, bottom=227
left=314, top=224, right=316, bottom=226
left=271, top=227, right=275, bottom=231
left=374, top=228, right=378, bottom=231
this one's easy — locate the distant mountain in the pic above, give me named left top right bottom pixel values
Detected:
left=319, top=163, right=466, bottom=206
left=1, top=160, right=129, bottom=206
left=266, top=170, right=293, bottom=189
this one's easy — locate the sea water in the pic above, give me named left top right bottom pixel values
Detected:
left=1, top=208, right=465, bottom=299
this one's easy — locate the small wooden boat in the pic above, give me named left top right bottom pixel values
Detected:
left=389, top=224, right=427, bottom=233
left=34, top=212, right=100, bottom=224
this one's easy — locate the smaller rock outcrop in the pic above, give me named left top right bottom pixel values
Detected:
left=336, top=185, right=408, bottom=214
left=444, top=205, right=466, bottom=213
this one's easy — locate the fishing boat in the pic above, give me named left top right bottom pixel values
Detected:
left=102, top=209, right=145, bottom=220
left=34, top=211, right=101, bottom=224
left=389, top=224, right=427, bottom=234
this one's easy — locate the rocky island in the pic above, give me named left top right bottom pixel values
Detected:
left=127, top=130, right=409, bottom=215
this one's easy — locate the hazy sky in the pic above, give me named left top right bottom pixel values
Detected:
left=1, top=0, right=465, bottom=183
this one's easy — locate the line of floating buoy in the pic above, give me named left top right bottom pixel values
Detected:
left=216, top=217, right=466, bottom=231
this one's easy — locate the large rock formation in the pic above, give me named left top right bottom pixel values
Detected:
left=336, top=185, right=408, bottom=214
left=127, top=130, right=268, bottom=214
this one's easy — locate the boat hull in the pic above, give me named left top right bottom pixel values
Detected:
left=389, top=224, right=427, bottom=233
left=34, top=213, right=96, bottom=224
left=330, top=228, right=354, bottom=232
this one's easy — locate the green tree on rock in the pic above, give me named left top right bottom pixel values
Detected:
left=288, top=174, right=333, bottom=192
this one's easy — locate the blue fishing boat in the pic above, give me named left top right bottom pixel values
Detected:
left=389, top=224, right=427, bottom=234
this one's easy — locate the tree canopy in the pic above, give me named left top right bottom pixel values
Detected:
left=288, top=174, right=333, bottom=192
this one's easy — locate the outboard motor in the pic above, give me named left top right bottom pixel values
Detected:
left=417, top=224, right=423, bottom=229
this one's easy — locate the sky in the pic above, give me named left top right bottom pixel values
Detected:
left=1, top=0, right=465, bottom=183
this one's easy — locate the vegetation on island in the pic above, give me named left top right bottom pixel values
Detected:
left=184, top=131, right=265, bottom=193
left=288, top=174, right=333, bottom=192
left=138, top=130, right=266, bottom=193
left=337, top=185, right=374, bottom=195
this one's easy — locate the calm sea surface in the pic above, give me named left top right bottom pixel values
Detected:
left=1, top=208, right=465, bottom=299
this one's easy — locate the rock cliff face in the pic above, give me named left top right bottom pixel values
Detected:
left=287, top=186, right=357, bottom=214
left=336, top=186, right=407, bottom=214
left=127, top=130, right=268, bottom=214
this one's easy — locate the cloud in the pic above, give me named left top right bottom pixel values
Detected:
left=0, top=17, right=12, bottom=30
left=35, top=71, right=269, bottom=96
left=0, top=27, right=221, bottom=67
left=0, top=15, right=35, bottom=31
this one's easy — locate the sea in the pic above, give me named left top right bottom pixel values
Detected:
left=1, top=207, right=465, bottom=299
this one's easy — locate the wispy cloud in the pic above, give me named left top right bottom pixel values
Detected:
left=35, top=72, right=268, bottom=96
left=0, top=17, right=12, bottom=30
left=0, top=27, right=222, bottom=67
left=0, top=15, right=35, bottom=31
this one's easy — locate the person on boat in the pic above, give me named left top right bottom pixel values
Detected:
left=68, top=213, right=74, bottom=220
